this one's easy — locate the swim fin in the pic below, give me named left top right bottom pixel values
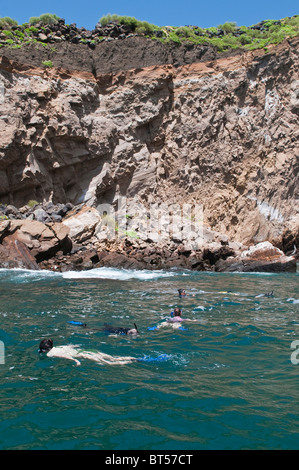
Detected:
left=67, top=321, right=86, bottom=326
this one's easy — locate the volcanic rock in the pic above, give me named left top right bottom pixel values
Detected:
left=0, top=28, right=298, bottom=272
left=215, top=241, right=296, bottom=272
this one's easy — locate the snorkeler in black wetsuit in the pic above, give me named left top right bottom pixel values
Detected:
left=67, top=321, right=139, bottom=336
left=102, top=323, right=139, bottom=336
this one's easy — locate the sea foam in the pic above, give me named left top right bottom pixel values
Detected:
left=61, top=267, right=176, bottom=281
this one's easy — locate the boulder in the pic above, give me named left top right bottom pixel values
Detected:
left=0, top=233, right=40, bottom=270
left=96, top=251, right=145, bottom=270
left=33, top=208, right=52, bottom=223
left=0, top=220, right=11, bottom=241
left=215, top=241, right=296, bottom=272
left=0, top=219, right=72, bottom=266
left=62, top=207, right=101, bottom=243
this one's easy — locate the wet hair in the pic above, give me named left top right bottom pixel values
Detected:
left=39, top=338, right=53, bottom=353
left=178, top=289, right=186, bottom=296
left=173, top=308, right=182, bottom=317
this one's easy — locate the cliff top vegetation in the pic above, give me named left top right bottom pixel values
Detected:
left=0, top=12, right=298, bottom=52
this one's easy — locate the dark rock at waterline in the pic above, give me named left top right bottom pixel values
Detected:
left=215, top=257, right=296, bottom=272
left=215, top=242, right=296, bottom=272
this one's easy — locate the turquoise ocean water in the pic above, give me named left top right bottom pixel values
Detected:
left=0, top=267, right=298, bottom=450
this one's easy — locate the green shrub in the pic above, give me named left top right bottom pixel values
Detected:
left=118, top=15, right=138, bottom=29
left=206, top=27, right=218, bottom=35
left=263, top=19, right=279, bottom=29
left=217, top=21, right=237, bottom=33
left=27, top=200, right=39, bottom=208
left=2, top=29, right=14, bottom=37
left=209, top=37, right=225, bottom=51
left=29, top=13, right=60, bottom=25
left=268, top=23, right=281, bottom=33
left=99, top=13, right=138, bottom=31
left=40, top=13, right=60, bottom=24
left=0, top=17, right=18, bottom=28
left=25, top=26, right=39, bottom=35
left=222, top=33, right=240, bottom=48
left=28, top=16, right=40, bottom=25
left=99, top=13, right=118, bottom=26
left=239, top=34, right=252, bottom=45
left=166, top=31, right=182, bottom=44
left=14, top=30, right=25, bottom=40
left=176, top=26, right=193, bottom=38
left=98, top=14, right=157, bottom=35
left=285, top=15, right=299, bottom=31
left=42, top=60, right=53, bottom=68
left=135, top=21, right=155, bottom=35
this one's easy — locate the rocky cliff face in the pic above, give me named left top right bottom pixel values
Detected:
left=0, top=35, right=298, bottom=271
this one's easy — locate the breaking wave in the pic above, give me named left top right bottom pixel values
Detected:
left=61, top=267, right=177, bottom=281
left=0, top=267, right=177, bottom=282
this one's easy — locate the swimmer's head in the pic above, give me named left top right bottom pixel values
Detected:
left=265, top=291, right=274, bottom=297
left=173, top=307, right=182, bottom=317
left=127, top=328, right=138, bottom=336
left=39, top=338, right=53, bottom=353
left=128, top=323, right=139, bottom=336
left=178, top=289, right=186, bottom=296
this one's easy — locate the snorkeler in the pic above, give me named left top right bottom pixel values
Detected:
left=178, top=289, right=195, bottom=298
left=101, top=323, right=139, bottom=336
left=167, top=307, right=197, bottom=323
left=38, top=339, right=169, bottom=365
left=255, top=291, right=274, bottom=298
left=148, top=307, right=197, bottom=330
left=67, top=321, right=139, bottom=336
left=38, top=338, right=137, bottom=366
